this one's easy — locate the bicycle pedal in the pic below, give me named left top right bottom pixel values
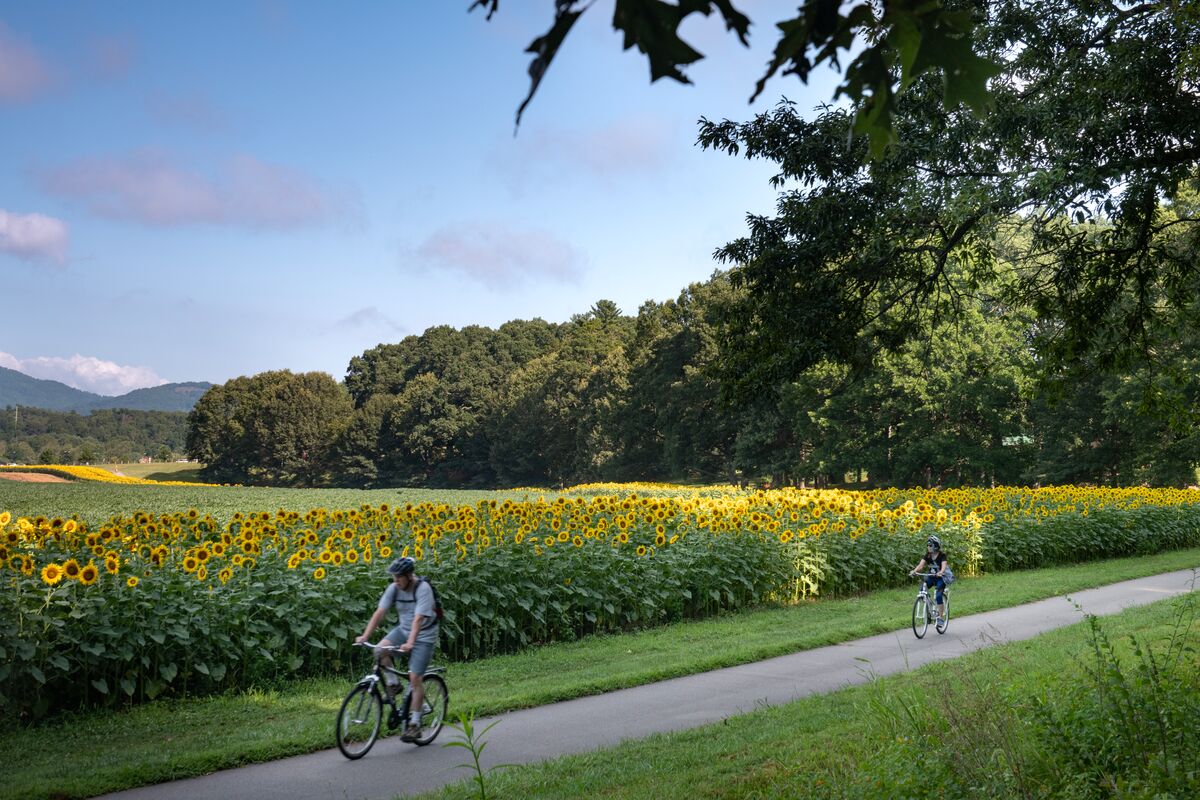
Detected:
left=387, top=709, right=402, bottom=730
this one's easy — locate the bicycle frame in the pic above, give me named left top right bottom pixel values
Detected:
left=353, top=642, right=446, bottom=703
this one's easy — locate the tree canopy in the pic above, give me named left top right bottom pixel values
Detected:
left=697, top=0, right=1199, bottom=405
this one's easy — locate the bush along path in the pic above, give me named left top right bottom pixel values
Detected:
left=81, top=566, right=1199, bottom=800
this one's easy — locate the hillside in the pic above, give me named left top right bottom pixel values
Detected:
left=0, top=366, right=210, bottom=414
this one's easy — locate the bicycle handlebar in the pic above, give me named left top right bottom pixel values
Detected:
left=353, top=641, right=407, bottom=655
left=911, top=570, right=942, bottom=578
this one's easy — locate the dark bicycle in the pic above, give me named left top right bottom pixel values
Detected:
left=336, top=642, right=449, bottom=759
left=911, top=570, right=950, bottom=638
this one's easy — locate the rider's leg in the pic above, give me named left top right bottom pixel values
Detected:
left=934, top=579, right=946, bottom=619
left=405, top=640, right=434, bottom=732
left=377, top=638, right=400, bottom=697
left=408, top=673, right=424, bottom=728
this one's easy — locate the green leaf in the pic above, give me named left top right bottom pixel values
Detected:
left=194, top=661, right=210, bottom=675
left=159, top=662, right=178, bottom=683
left=890, top=16, right=921, bottom=90
left=29, top=665, right=46, bottom=684
left=91, top=678, right=109, bottom=695
left=120, top=676, right=137, bottom=696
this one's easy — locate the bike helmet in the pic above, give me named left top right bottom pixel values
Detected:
left=926, top=535, right=941, bottom=552
left=387, top=556, right=416, bottom=577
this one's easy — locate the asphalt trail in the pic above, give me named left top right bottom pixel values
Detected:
left=99, top=567, right=1198, bottom=800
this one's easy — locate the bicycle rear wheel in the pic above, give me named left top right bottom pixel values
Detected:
left=337, top=683, right=382, bottom=759
left=912, top=595, right=929, bottom=638
left=401, top=674, right=449, bottom=746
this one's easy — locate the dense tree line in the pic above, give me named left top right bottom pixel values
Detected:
left=185, top=267, right=1199, bottom=489
left=0, top=407, right=188, bottom=465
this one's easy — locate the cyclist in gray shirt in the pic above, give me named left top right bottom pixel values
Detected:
left=355, top=556, right=438, bottom=741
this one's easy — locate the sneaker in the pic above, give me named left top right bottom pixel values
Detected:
left=400, top=723, right=420, bottom=742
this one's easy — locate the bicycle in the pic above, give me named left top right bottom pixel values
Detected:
left=336, top=642, right=450, bottom=759
left=910, top=570, right=950, bottom=638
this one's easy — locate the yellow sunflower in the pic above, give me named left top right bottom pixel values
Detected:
left=62, top=558, right=82, bottom=580
left=79, top=562, right=100, bottom=586
left=126, top=576, right=140, bottom=588
left=42, top=562, right=64, bottom=585
left=313, top=566, right=327, bottom=581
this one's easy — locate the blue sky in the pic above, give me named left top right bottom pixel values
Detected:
left=1, top=1, right=838, bottom=395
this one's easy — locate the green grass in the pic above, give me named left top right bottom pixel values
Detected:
left=419, top=589, right=1199, bottom=800
left=2, top=547, right=1198, bottom=800
left=95, top=462, right=211, bottom=482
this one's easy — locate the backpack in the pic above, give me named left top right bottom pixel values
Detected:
left=415, top=576, right=445, bottom=624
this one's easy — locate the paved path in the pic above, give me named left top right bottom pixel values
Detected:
left=101, top=568, right=1198, bottom=800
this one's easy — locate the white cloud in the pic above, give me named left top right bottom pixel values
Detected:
left=145, top=90, right=229, bottom=133
left=0, top=209, right=69, bottom=264
left=0, top=351, right=167, bottom=396
left=0, top=22, right=53, bottom=103
left=39, top=151, right=361, bottom=230
left=332, top=306, right=405, bottom=335
left=414, top=222, right=586, bottom=288
left=493, top=114, right=678, bottom=193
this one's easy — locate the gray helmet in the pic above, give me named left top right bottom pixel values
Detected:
left=926, top=535, right=941, bottom=552
left=387, top=556, right=416, bottom=576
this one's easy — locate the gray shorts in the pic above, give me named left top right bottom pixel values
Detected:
left=382, top=627, right=435, bottom=675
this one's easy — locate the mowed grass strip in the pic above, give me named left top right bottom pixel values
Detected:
left=418, top=590, right=1199, bottom=800
left=1, top=547, right=1197, bottom=800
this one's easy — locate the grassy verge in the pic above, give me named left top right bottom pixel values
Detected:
left=94, top=462, right=211, bottom=483
left=3, top=548, right=1199, bottom=800
left=420, top=588, right=1199, bottom=800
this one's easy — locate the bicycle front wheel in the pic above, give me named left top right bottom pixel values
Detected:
left=337, top=683, right=382, bottom=759
left=912, top=595, right=928, bottom=639
left=401, top=674, right=449, bottom=746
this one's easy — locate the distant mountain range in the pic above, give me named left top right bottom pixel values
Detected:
left=0, top=366, right=211, bottom=414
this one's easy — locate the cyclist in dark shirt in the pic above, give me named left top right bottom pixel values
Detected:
left=910, top=535, right=951, bottom=625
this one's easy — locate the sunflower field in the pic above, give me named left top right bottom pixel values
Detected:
left=2, top=484, right=1199, bottom=720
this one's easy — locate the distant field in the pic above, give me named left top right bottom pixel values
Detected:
left=93, top=462, right=209, bottom=482
left=0, top=481, right=530, bottom=524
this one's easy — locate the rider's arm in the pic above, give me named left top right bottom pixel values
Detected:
left=404, top=615, right=426, bottom=650
left=911, top=558, right=927, bottom=575
left=937, top=558, right=948, bottom=577
left=356, top=606, right=388, bottom=643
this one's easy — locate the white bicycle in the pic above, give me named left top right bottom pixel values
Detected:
left=911, top=570, right=950, bottom=638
